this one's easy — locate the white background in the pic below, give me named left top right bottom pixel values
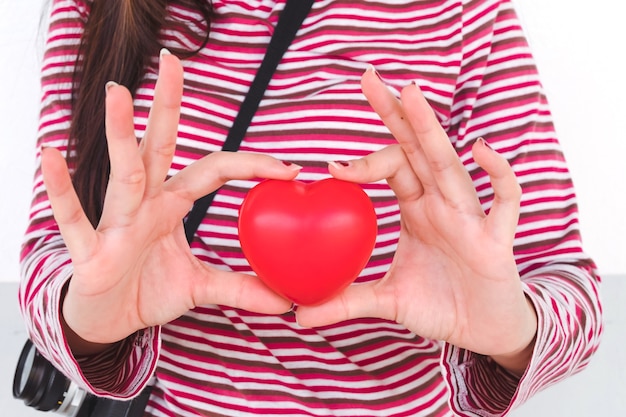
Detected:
left=0, top=1, right=625, bottom=417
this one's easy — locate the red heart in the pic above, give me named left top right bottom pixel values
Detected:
left=238, top=178, right=377, bottom=306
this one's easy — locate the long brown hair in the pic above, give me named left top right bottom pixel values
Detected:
left=69, top=0, right=212, bottom=226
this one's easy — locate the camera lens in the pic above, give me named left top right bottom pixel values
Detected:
left=18, top=343, right=36, bottom=394
left=13, top=339, right=87, bottom=414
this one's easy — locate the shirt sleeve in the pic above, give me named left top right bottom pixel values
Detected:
left=440, top=1, right=603, bottom=415
left=18, top=0, right=160, bottom=399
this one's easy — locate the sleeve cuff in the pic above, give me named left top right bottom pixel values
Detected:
left=441, top=286, right=547, bottom=416
left=71, top=327, right=161, bottom=398
left=28, top=260, right=161, bottom=399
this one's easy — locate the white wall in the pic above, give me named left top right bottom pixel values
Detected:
left=0, top=0, right=43, bottom=282
left=1, top=0, right=625, bottom=282
left=514, top=0, right=626, bottom=276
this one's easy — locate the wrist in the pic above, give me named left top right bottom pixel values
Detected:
left=490, top=297, right=538, bottom=376
left=61, top=312, right=116, bottom=356
left=60, top=282, right=116, bottom=356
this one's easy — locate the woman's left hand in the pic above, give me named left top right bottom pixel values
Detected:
left=295, top=67, right=537, bottom=375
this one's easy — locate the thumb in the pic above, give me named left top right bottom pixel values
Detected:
left=295, top=282, right=395, bottom=327
left=191, top=267, right=293, bottom=315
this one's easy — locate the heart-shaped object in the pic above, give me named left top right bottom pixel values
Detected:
left=238, top=178, right=378, bottom=306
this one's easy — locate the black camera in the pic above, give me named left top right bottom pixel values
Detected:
left=13, top=339, right=153, bottom=417
left=13, top=339, right=97, bottom=416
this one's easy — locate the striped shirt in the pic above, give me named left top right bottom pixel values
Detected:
left=20, top=0, right=603, bottom=416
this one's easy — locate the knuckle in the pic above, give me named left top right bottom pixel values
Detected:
left=110, top=169, right=146, bottom=186
left=401, top=141, right=421, bottom=157
left=428, top=157, right=453, bottom=173
left=60, top=205, right=86, bottom=226
left=152, top=141, right=177, bottom=158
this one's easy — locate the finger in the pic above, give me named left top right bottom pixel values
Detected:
left=100, top=83, right=146, bottom=227
left=472, top=138, right=521, bottom=242
left=361, top=67, right=436, bottom=191
left=328, top=145, right=424, bottom=202
left=295, top=282, right=396, bottom=328
left=41, top=147, right=97, bottom=262
left=141, top=49, right=184, bottom=198
left=193, top=268, right=292, bottom=314
left=400, top=83, right=480, bottom=210
left=164, top=152, right=302, bottom=201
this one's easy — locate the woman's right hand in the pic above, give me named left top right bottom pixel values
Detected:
left=42, top=51, right=298, bottom=354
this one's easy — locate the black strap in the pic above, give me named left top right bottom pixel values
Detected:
left=89, top=386, right=152, bottom=417
left=184, top=0, right=315, bottom=243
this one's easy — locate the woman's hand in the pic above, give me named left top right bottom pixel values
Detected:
left=42, top=52, right=298, bottom=353
left=296, top=67, right=537, bottom=375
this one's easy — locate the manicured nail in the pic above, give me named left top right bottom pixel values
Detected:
left=294, top=311, right=305, bottom=328
left=105, top=81, right=118, bottom=94
left=282, top=160, right=303, bottom=170
left=328, top=160, right=351, bottom=170
left=411, top=80, right=423, bottom=91
left=160, top=48, right=171, bottom=60
left=367, top=64, right=384, bottom=81
left=477, top=137, right=493, bottom=150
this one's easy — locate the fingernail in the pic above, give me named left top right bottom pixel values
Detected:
left=105, top=81, right=118, bottom=94
left=282, top=160, right=303, bottom=170
left=294, top=310, right=305, bottom=329
left=367, top=64, right=383, bottom=80
left=160, top=48, right=171, bottom=60
left=328, top=160, right=351, bottom=169
left=477, top=137, right=493, bottom=150
left=411, top=80, right=423, bottom=91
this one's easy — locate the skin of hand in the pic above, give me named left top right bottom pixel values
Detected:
left=42, top=52, right=299, bottom=355
left=296, top=67, right=538, bottom=376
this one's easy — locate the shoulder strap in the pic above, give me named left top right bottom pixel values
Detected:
left=184, top=0, right=315, bottom=243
